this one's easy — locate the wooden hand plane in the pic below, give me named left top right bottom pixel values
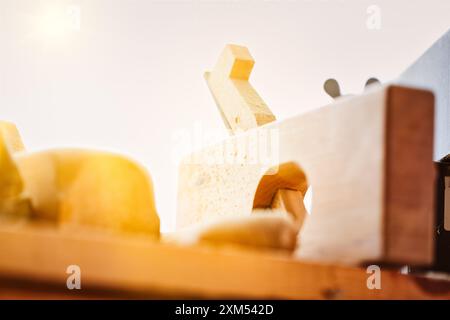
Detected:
left=177, top=44, right=436, bottom=266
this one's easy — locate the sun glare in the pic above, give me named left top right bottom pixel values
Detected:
left=39, top=8, right=67, bottom=38
left=34, top=5, right=80, bottom=41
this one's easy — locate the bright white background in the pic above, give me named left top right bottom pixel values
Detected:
left=1, top=0, right=449, bottom=231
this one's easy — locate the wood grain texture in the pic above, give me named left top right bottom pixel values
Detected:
left=0, top=222, right=449, bottom=300
left=204, top=44, right=275, bottom=133
left=384, top=86, right=435, bottom=265
left=177, top=85, right=435, bottom=266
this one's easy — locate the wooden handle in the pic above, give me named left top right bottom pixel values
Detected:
left=204, top=44, right=276, bottom=134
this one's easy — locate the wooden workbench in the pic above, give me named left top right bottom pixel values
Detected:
left=0, top=221, right=449, bottom=299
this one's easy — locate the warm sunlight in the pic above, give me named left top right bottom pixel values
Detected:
left=34, top=5, right=80, bottom=40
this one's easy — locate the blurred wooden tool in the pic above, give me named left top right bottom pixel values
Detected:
left=178, top=45, right=436, bottom=266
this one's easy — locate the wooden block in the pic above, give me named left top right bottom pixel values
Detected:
left=204, top=44, right=276, bottom=133
left=13, top=150, right=160, bottom=236
left=0, top=222, right=449, bottom=299
left=177, top=85, right=435, bottom=266
left=0, top=124, right=32, bottom=218
left=0, top=134, right=23, bottom=198
left=0, top=121, right=25, bottom=153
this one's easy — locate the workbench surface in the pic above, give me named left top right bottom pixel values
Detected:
left=0, top=222, right=449, bottom=299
